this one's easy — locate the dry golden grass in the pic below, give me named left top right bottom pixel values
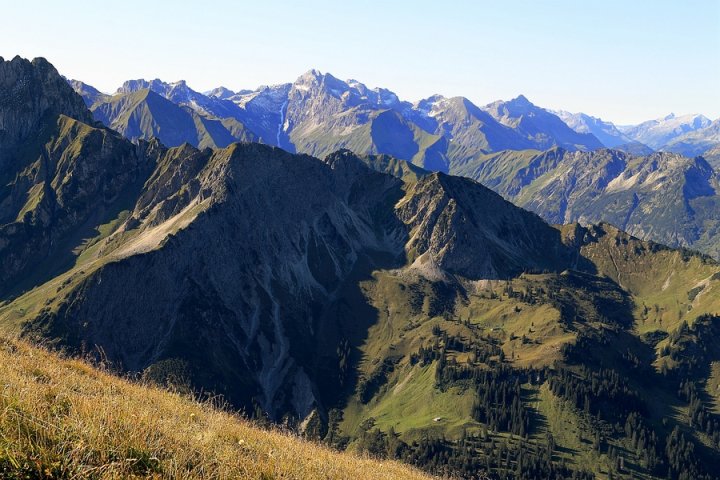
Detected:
left=0, top=337, right=433, bottom=479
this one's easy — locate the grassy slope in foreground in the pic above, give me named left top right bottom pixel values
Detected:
left=0, top=337, right=431, bottom=480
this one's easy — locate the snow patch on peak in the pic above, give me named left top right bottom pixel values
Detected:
left=414, top=95, right=447, bottom=117
left=376, top=88, right=399, bottom=106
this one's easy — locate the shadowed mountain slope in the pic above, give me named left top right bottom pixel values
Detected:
left=5, top=57, right=720, bottom=479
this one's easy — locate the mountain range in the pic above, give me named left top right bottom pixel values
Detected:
left=68, top=72, right=720, bottom=260
left=663, top=118, right=720, bottom=159
left=3, top=55, right=720, bottom=478
left=553, top=110, right=634, bottom=148
left=69, top=71, right=606, bottom=172
left=619, top=113, right=713, bottom=150
left=71, top=71, right=720, bottom=161
left=453, top=147, right=720, bottom=258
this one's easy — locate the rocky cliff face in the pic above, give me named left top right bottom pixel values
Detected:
left=483, top=95, right=604, bottom=151
left=22, top=144, right=404, bottom=418
left=397, top=172, right=573, bottom=278
left=0, top=115, right=156, bottom=290
left=0, top=56, right=92, bottom=155
left=0, top=57, right=158, bottom=291
left=15, top=141, right=582, bottom=420
left=454, top=147, right=720, bottom=258
left=77, top=71, right=604, bottom=170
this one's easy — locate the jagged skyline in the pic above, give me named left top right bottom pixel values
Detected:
left=1, top=0, right=718, bottom=124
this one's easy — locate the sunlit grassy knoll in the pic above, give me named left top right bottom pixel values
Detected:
left=0, top=336, right=433, bottom=480
left=341, top=271, right=581, bottom=444
left=342, top=363, right=479, bottom=443
left=579, top=226, right=720, bottom=336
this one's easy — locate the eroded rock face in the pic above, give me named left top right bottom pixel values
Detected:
left=455, top=147, right=720, bottom=258
left=0, top=57, right=157, bottom=291
left=0, top=56, right=92, bottom=155
left=18, top=143, right=582, bottom=420
left=0, top=116, right=156, bottom=289
left=397, top=172, right=574, bottom=279
left=25, top=144, right=407, bottom=419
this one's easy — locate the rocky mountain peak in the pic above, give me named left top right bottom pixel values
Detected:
left=304, top=68, right=322, bottom=79
left=118, top=78, right=192, bottom=99
left=500, top=94, right=536, bottom=115
left=290, top=70, right=404, bottom=110
left=206, top=86, right=237, bottom=99
left=511, top=94, right=532, bottom=105
left=414, top=94, right=446, bottom=110
left=481, top=94, right=603, bottom=150
left=0, top=55, right=92, bottom=153
left=554, top=110, right=632, bottom=148
left=293, top=69, right=348, bottom=97
left=622, top=113, right=713, bottom=149
left=117, top=78, right=153, bottom=94
left=295, top=69, right=325, bottom=88
left=67, top=79, right=108, bottom=107
left=397, top=171, right=574, bottom=279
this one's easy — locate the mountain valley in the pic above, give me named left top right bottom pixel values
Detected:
left=1, top=55, right=720, bottom=479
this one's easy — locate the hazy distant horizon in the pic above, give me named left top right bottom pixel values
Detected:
left=2, top=0, right=718, bottom=124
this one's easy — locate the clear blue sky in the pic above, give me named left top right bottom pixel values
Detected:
left=1, top=0, right=718, bottom=124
